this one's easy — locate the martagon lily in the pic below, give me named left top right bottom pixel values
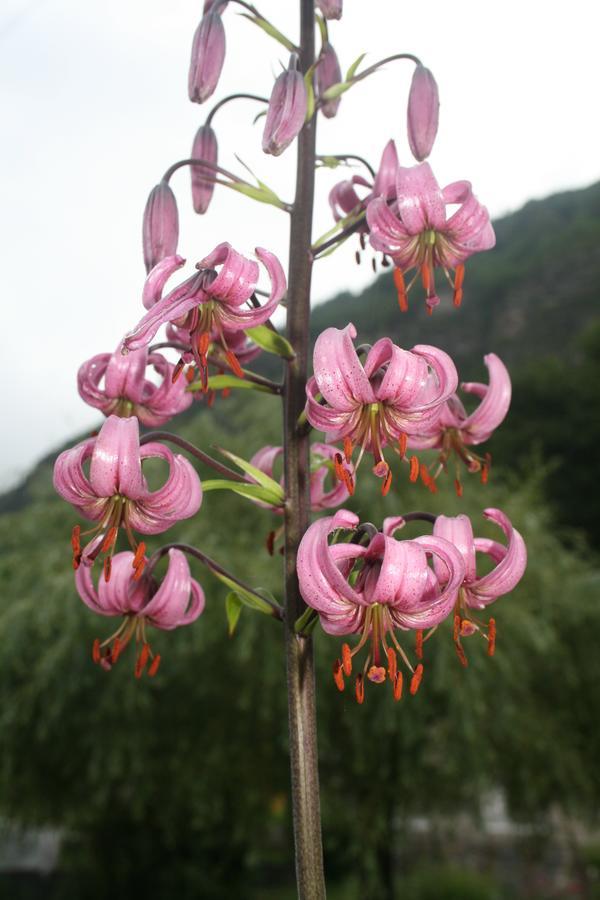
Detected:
left=250, top=442, right=352, bottom=512
left=305, top=323, right=458, bottom=494
left=433, top=508, right=527, bottom=666
left=367, top=162, right=495, bottom=311
left=53, top=415, right=202, bottom=578
left=123, top=243, right=285, bottom=385
left=77, top=345, right=192, bottom=426
left=297, top=510, right=466, bottom=702
left=76, top=548, right=205, bottom=677
left=407, top=353, right=511, bottom=494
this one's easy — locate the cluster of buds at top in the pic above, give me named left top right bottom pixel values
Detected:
left=298, top=508, right=526, bottom=703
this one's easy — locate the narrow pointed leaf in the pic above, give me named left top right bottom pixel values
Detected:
left=245, top=325, right=295, bottom=360
left=213, top=572, right=277, bottom=615
left=346, top=53, right=366, bottom=81
left=225, top=592, right=244, bottom=636
left=239, top=13, right=296, bottom=52
left=201, top=479, right=284, bottom=506
left=188, top=374, right=272, bottom=394
left=214, top=447, right=285, bottom=498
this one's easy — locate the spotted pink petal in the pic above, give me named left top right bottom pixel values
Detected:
left=395, top=163, right=446, bottom=234
left=198, top=242, right=259, bottom=308
left=311, top=324, right=375, bottom=411
left=459, top=353, right=511, bottom=443
left=124, top=271, right=206, bottom=352
left=88, top=416, right=145, bottom=501
left=373, top=139, right=399, bottom=200
left=468, top=508, right=527, bottom=606
left=128, top=442, right=202, bottom=534
left=142, top=255, right=186, bottom=310
left=443, top=180, right=496, bottom=258
left=53, top=439, right=105, bottom=520
left=366, top=196, right=417, bottom=266
left=142, top=549, right=205, bottom=629
left=433, top=514, right=477, bottom=584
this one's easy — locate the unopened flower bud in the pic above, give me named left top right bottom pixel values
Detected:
left=203, top=0, right=228, bottom=11
left=316, top=42, right=342, bottom=119
left=407, top=65, right=439, bottom=162
left=188, top=10, right=226, bottom=104
left=316, top=0, right=342, bottom=20
left=191, top=124, right=218, bottom=214
left=262, top=55, right=308, bottom=157
left=142, top=182, right=179, bottom=273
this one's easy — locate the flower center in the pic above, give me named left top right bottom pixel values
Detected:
left=71, top=497, right=146, bottom=582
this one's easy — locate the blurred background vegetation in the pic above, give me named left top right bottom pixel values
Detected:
left=1, top=182, right=600, bottom=899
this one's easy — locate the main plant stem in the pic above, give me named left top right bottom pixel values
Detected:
left=283, top=2, right=326, bottom=898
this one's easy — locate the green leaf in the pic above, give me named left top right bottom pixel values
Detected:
left=213, top=573, right=277, bottom=616
left=305, top=71, right=315, bottom=121
left=225, top=592, right=243, bottom=636
left=188, top=374, right=272, bottom=394
left=245, top=325, right=295, bottom=360
left=226, top=180, right=287, bottom=210
left=240, top=13, right=296, bottom=52
left=201, top=479, right=284, bottom=507
left=294, top=607, right=319, bottom=635
left=214, top=447, right=284, bottom=500
left=321, top=81, right=353, bottom=101
left=346, top=52, right=366, bottom=81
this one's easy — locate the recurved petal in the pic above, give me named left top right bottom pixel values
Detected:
left=77, top=354, right=111, bottom=411
left=401, top=535, right=465, bottom=628
left=395, top=162, right=446, bottom=234
left=469, top=508, right=527, bottom=605
left=365, top=534, right=430, bottom=611
left=312, top=324, right=375, bottom=410
left=410, top=345, right=459, bottom=409
left=366, top=196, right=413, bottom=258
left=129, top=443, right=202, bottom=534
left=142, top=255, right=186, bottom=310
left=103, top=346, right=148, bottom=404
left=373, top=139, right=399, bottom=200
left=124, top=272, right=205, bottom=352
left=95, top=552, right=148, bottom=615
left=142, top=549, right=204, bottom=629
left=297, top=511, right=366, bottom=617
left=89, top=416, right=144, bottom=501
left=199, top=243, right=259, bottom=308
left=53, top=439, right=100, bottom=516
left=460, top=353, right=511, bottom=443
left=305, top=377, right=358, bottom=437
left=433, top=514, right=476, bottom=584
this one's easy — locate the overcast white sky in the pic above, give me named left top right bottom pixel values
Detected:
left=1, top=0, right=599, bottom=489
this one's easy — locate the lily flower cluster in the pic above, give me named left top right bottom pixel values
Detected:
left=298, top=507, right=526, bottom=703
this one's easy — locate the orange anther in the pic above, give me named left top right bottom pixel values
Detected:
left=415, top=630, right=424, bottom=660
left=487, top=618, right=496, bottom=657
left=133, top=561, right=145, bottom=581
left=453, top=288, right=463, bottom=308
left=367, top=665, right=386, bottom=684
left=71, top=524, right=81, bottom=554
left=333, top=659, right=345, bottom=692
left=342, top=643, right=352, bottom=677
left=344, top=471, right=355, bottom=496
left=420, top=263, right=431, bottom=292
left=454, top=264, right=465, bottom=290
left=101, top=527, right=118, bottom=554
left=266, top=531, right=276, bottom=556
left=133, top=542, right=146, bottom=568
left=455, top=643, right=468, bottom=668
left=343, top=436, right=353, bottom=463
left=103, top=556, right=112, bottom=583
left=148, top=654, right=161, bottom=677
left=393, top=268, right=408, bottom=312
left=225, top=350, right=244, bottom=379
left=355, top=674, right=365, bottom=705
left=334, top=453, right=345, bottom=482
left=207, top=389, right=216, bottom=408
left=185, top=366, right=196, bottom=384
left=72, top=554, right=81, bottom=571
left=135, top=644, right=150, bottom=678
left=398, top=433, right=407, bottom=459
left=409, top=663, right=424, bottom=695
left=386, top=647, right=397, bottom=682
left=393, top=671, right=403, bottom=701
left=454, top=478, right=463, bottom=497
left=409, top=455, right=419, bottom=482
left=382, top=467, right=393, bottom=496
left=172, top=358, right=185, bottom=383
left=197, top=332, right=210, bottom=355
left=221, top=387, right=231, bottom=399
left=453, top=614, right=461, bottom=642
left=111, top=638, right=122, bottom=664
left=92, top=639, right=101, bottom=664
left=480, top=464, right=489, bottom=485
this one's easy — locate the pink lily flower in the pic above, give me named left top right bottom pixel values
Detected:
left=316, top=42, right=342, bottom=119
left=297, top=510, right=465, bottom=702
left=53, top=415, right=202, bottom=577
left=191, top=123, right=218, bottom=214
left=407, top=353, right=511, bottom=494
left=316, top=0, right=342, bottom=19
left=262, top=55, right=308, bottom=157
left=123, top=244, right=285, bottom=385
left=367, top=162, right=495, bottom=311
left=77, top=345, right=193, bottom=426
left=249, top=442, right=351, bottom=512
left=305, top=323, right=458, bottom=494
left=329, top=140, right=399, bottom=234
left=407, top=65, right=440, bottom=162
left=76, top=549, right=205, bottom=677
left=142, top=182, right=179, bottom=274
left=188, top=8, right=226, bottom=104
left=433, top=508, right=527, bottom=666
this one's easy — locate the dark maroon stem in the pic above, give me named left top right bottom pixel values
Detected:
left=206, top=92, right=268, bottom=127
left=282, top=3, right=326, bottom=898
left=140, top=431, right=246, bottom=483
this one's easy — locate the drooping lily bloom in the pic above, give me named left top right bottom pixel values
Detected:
left=262, top=54, right=308, bottom=157
left=123, top=244, right=285, bottom=384
left=249, top=442, right=351, bottom=512
left=305, top=323, right=458, bottom=493
left=53, top=416, right=202, bottom=577
left=142, top=182, right=179, bottom=273
left=407, top=353, right=511, bottom=494
left=77, top=345, right=192, bottom=426
left=316, top=0, right=342, bottom=19
left=297, top=510, right=465, bottom=702
left=191, top=123, right=218, bottom=214
left=407, top=65, right=440, bottom=162
left=367, top=162, right=495, bottom=311
left=433, top=508, right=527, bottom=666
left=316, top=42, right=342, bottom=118
left=188, top=8, right=226, bottom=104
left=76, top=549, right=205, bottom=676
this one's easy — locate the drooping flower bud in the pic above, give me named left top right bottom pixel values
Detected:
left=142, top=182, right=179, bottom=274
left=190, top=124, right=218, bottom=214
left=262, top=55, right=308, bottom=157
left=316, top=0, right=342, bottom=20
left=316, top=42, right=342, bottom=119
left=407, top=65, right=440, bottom=162
left=188, top=10, right=226, bottom=104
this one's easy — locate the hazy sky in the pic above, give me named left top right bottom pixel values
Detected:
left=1, top=0, right=599, bottom=488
